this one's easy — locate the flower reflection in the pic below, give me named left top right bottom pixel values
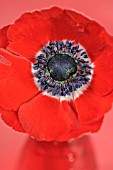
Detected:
left=16, top=136, right=97, bottom=170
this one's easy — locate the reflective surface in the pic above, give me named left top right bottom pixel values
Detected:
left=16, top=136, right=97, bottom=170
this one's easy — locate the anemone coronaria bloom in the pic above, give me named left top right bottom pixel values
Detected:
left=0, top=7, right=113, bottom=141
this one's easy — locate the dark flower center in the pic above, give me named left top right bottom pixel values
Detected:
left=47, top=54, right=77, bottom=81
left=32, top=40, right=93, bottom=97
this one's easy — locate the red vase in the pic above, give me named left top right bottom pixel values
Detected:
left=17, top=136, right=97, bottom=170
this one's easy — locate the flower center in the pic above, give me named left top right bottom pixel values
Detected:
left=47, top=54, right=77, bottom=81
left=32, top=40, right=94, bottom=100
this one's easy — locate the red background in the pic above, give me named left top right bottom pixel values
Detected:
left=0, top=0, right=113, bottom=170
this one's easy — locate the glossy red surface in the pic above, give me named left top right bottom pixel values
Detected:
left=0, top=0, right=113, bottom=170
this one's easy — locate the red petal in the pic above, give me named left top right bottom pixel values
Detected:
left=0, top=106, right=24, bottom=132
left=60, top=117, right=103, bottom=141
left=0, top=49, right=38, bottom=111
left=50, top=10, right=79, bottom=41
left=66, top=9, right=113, bottom=62
left=48, top=9, right=113, bottom=62
left=19, top=94, right=81, bottom=141
left=41, top=6, right=63, bottom=18
left=74, top=87, right=112, bottom=124
left=7, top=12, right=52, bottom=61
left=7, top=41, right=39, bottom=63
left=91, top=49, right=113, bottom=96
left=0, top=25, right=9, bottom=48
left=67, top=9, right=90, bottom=24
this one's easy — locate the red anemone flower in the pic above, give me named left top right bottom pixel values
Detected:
left=0, top=7, right=113, bottom=141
